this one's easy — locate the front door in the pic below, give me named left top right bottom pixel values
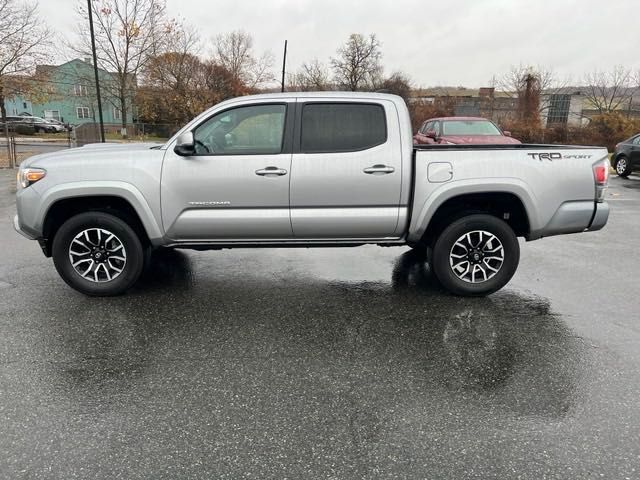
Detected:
left=161, top=102, right=294, bottom=241
left=290, top=100, right=403, bottom=239
left=631, top=135, right=640, bottom=167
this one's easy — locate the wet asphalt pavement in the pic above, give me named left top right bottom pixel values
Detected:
left=1, top=169, right=639, bottom=479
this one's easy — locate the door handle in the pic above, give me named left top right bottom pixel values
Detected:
left=363, top=164, right=395, bottom=175
left=255, top=166, right=288, bottom=176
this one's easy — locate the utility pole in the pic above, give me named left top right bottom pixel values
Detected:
left=281, top=40, right=287, bottom=93
left=87, top=0, right=105, bottom=142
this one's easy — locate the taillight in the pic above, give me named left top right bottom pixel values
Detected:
left=592, top=159, right=609, bottom=203
left=593, top=161, right=608, bottom=185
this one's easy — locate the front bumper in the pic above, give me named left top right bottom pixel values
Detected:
left=13, top=214, right=36, bottom=240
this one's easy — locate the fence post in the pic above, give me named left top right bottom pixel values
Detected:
left=9, top=136, right=16, bottom=169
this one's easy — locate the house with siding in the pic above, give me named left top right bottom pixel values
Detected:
left=8, top=59, right=134, bottom=129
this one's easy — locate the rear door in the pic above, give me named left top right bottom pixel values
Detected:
left=289, top=99, right=403, bottom=239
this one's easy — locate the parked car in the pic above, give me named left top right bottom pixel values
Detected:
left=14, top=92, right=609, bottom=297
left=44, top=119, right=68, bottom=133
left=414, top=116, right=521, bottom=145
left=0, top=116, right=37, bottom=135
left=18, top=116, right=60, bottom=134
left=611, top=134, right=640, bottom=177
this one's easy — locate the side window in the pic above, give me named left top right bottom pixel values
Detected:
left=432, top=121, right=441, bottom=136
left=633, top=136, right=640, bottom=145
left=300, top=103, right=387, bottom=153
left=193, top=104, right=286, bottom=155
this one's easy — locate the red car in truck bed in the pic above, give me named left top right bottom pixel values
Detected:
left=413, top=116, right=521, bottom=145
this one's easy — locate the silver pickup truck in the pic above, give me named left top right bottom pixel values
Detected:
left=14, top=92, right=609, bottom=296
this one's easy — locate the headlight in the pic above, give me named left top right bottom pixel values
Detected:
left=18, top=168, right=46, bottom=189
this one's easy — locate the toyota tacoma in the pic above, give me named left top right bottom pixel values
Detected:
left=14, top=92, right=610, bottom=296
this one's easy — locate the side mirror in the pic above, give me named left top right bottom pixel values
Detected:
left=503, top=130, right=512, bottom=137
left=425, top=129, right=438, bottom=139
left=174, top=131, right=195, bottom=156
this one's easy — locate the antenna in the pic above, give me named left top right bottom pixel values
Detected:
left=281, top=40, right=288, bottom=93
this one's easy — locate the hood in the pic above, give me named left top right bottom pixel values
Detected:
left=441, top=135, right=521, bottom=145
left=20, top=142, right=163, bottom=168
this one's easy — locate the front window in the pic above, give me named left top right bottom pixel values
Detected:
left=442, top=120, right=502, bottom=136
left=193, top=104, right=286, bottom=155
left=77, top=107, right=90, bottom=119
left=44, top=110, right=60, bottom=121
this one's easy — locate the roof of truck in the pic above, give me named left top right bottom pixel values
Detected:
left=229, top=91, right=403, bottom=101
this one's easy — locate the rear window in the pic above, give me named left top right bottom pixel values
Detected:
left=301, top=103, right=387, bottom=153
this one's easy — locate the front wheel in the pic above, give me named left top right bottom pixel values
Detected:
left=52, top=212, right=145, bottom=296
left=615, top=156, right=632, bottom=177
left=431, top=214, right=519, bottom=296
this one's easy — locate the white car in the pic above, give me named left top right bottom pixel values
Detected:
left=44, top=119, right=68, bottom=133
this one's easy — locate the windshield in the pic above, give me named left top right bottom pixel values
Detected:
left=442, top=120, right=501, bottom=136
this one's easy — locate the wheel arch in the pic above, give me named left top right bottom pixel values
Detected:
left=39, top=183, right=163, bottom=256
left=409, top=187, right=534, bottom=247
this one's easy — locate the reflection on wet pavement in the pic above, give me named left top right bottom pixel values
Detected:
left=0, top=245, right=601, bottom=478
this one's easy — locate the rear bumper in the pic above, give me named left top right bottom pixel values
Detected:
left=529, top=200, right=609, bottom=239
left=587, top=202, right=609, bottom=232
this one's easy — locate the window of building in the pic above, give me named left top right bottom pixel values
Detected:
left=74, top=84, right=88, bottom=96
left=300, top=103, right=387, bottom=153
left=113, top=107, right=122, bottom=120
left=44, top=110, right=60, bottom=121
left=77, top=107, right=90, bottom=119
left=547, top=94, right=571, bottom=125
left=22, top=102, right=27, bottom=109
left=193, top=104, right=286, bottom=155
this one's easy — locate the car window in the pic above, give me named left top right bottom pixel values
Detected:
left=633, top=136, right=640, bottom=145
left=442, top=120, right=501, bottom=136
left=300, top=103, right=387, bottom=153
left=422, top=121, right=432, bottom=134
left=193, top=104, right=286, bottom=155
left=431, top=121, right=441, bottom=135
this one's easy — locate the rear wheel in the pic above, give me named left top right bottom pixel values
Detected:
left=615, top=156, right=632, bottom=177
left=52, top=212, right=145, bottom=296
left=431, top=214, right=519, bottom=296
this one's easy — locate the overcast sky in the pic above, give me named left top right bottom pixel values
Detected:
left=39, top=0, right=637, bottom=88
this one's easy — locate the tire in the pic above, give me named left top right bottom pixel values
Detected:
left=615, top=156, right=632, bottom=177
left=52, top=212, right=145, bottom=296
left=431, top=214, right=519, bottom=296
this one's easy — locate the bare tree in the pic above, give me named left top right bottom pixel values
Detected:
left=73, top=0, right=168, bottom=138
left=378, top=71, right=412, bottom=101
left=583, top=66, right=636, bottom=114
left=0, top=0, right=50, bottom=164
left=331, top=33, right=383, bottom=91
left=213, top=31, right=274, bottom=89
left=492, top=64, right=571, bottom=126
left=289, top=59, right=330, bottom=91
left=494, top=64, right=561, bottom=96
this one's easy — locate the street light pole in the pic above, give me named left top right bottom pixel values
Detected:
left=87, top=0, right=105, bottom=143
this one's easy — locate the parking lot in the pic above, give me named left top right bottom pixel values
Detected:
left=0, top=168, right=639, bottom=479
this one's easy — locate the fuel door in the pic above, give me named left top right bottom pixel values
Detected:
left=428, top=162, right=453, bottom=183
